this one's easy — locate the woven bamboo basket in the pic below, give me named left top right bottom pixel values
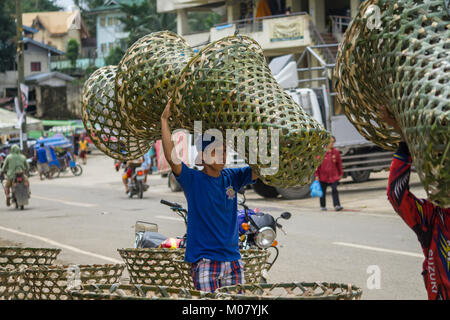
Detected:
left=215, top=282, right=363, bottom=300
left=0, top=267, right=21, bottom=300
left=116, top=31, right=195, bottom=141
left=22, top=264, right=125, bottom=300
left=82, top=65, right=152, bottom=160
left=70, top=283, right=218, bottom=300
left=0, top=247, right=61, bottom=299
left=172, top=35, right=330, bottom=188
left=334, top=0, right=449, bottom=207
left=118, top=248, right=185, bottom=287
left=0, top=247, right=61, bottom=270
left=174, top=249, right=271, bottom=290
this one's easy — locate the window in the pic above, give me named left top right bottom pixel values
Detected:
left=100, top=17, right=106, bottom=27
left=30, top=62, right=41, bottom=72
left=108, top=17, right=114, bottom=26
left=101, top=43, right=107, bottom=53
left=108, top=43, right=114, bottom=51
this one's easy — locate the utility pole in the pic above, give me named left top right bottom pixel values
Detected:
left=16, top=0, right=28, bottom=155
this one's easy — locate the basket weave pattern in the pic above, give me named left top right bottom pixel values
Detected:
left=70, top=283, right=217, bottom=300
left=334, top=0, right=449, bottom=207
left=172, top=35, right=329, bottom=187
left=82, top=65, right=152, bottom=160
left=116, top=31, right=195, bottom=141
left=215, top=282, right=363, bottom=300
left=118, top=248, right=185, bottom=287
left=0, top=267, right=21, bottom=300
left=0, top=247, right=61, bottom=299
left=22, top=264, right=125, bottom=300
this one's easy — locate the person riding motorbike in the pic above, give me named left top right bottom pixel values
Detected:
left=0, top=145, right=30, bottom=207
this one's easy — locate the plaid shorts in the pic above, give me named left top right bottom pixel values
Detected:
left=190, top=258, right=245, bottom=293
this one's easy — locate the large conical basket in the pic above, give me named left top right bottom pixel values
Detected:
left=118, top=248, right=185, bottom=287
left=215, top=282, right=363, bottom=300
left=0, top=267, right=21, bottom=300
left=82, top=65, right=152, bottom=160
left=172, top=35, right=330, bottom=188
left=70, top=284, right=217, bottom=300
left=334, top=0, right=449, bottom=207
left=22, top=264, right=125, bottom=300
left=174, top=249, right=271, bottom=290
left=116, top=31, right=195, bottom=141
left=0, top=247, right=61, bottom=299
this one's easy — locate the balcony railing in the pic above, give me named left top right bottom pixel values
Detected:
left=213, top=11, right=308, bottom=34
left=329, top=15, right=351, bottom=37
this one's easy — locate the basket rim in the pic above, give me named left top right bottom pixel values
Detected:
left=215, top=281, right=363, bottom=300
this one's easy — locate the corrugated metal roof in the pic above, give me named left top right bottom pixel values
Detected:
left=25, top=72, right=74, bottom=83
left=23, top=37, right=65, bottom=55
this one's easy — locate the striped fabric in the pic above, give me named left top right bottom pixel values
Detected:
left=190, top=258, right=245, bottom=293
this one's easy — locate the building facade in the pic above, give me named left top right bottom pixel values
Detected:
left=89, top=0, right=144, bottom=59
left=22, top=10, right=90, bottom=53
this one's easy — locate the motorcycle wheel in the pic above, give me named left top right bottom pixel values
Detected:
left=71, top=164, right=83, bottom=176
left=138, top=182, right=144, bottom=199
left=48, top=166, right=60, bottom=178
left=20, top=205, right=24, bottom=210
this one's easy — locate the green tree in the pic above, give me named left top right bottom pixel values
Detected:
left=4, top=0, right=62, bottom=14
left=105, top=46, right=125, bottom=65
left=188, top=11, right=223, bottom=33
left=120, top=0, right=176, bottom=47
left=0, top=2, right=16, bottom=72
left=66, top=39, right=79, bottom=68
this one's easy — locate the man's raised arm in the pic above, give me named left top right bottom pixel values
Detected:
left=161, top=99, right=182, bottom=176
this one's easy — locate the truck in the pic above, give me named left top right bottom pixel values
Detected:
left=251, top=49, right=393, bottom=199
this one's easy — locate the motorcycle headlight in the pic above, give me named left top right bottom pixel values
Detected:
left=255, top=227, right=276, bottom=248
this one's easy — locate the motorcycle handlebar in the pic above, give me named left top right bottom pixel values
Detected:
left=160, top=199, right=182, bottom=208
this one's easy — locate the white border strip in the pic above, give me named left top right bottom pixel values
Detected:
left=0, top=225, right=123, bottom=264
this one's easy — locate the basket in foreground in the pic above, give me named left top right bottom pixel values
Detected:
left=0, top=267, right=21, bottom=300
left=0, top=247, right=61, bottom=270
left=22, top=263, right=125, bottom=300
left=215, top=282, right=363, bottom=300
left=118, top=248, right=185, bottom=287
left=70, top=283, right=217, bottom=300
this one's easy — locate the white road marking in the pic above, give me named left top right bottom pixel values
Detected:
left=33, top=195, right=97, bottom=208
left=0, top=225, right=123, bottom=264
left=155, top=215, right=184, bottom=222
left=332, top=242, right=423, bottom=258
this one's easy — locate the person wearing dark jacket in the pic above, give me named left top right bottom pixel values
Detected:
left=315, top=136, right=343, bottom=211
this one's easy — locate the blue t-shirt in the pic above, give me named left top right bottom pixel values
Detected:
left=175, top=163, right=255, bottom=263
left=36, top=148, right=48, bottom=163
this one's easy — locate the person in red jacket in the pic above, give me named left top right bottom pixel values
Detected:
left=382, top=106, right=450, bottom=300
left=315, top=136, right=343, bottom=211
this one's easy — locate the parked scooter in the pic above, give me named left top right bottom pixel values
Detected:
left=134, top=199, right=187, bottom=248
left=127, top=165, right=148, bottom=199
left=237, top=189, right=291, bottom=271
left=0, top=172, right=29, bottom=210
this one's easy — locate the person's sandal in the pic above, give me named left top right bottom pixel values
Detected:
left=6, top=197, right=10, bottom=207
left=335, top=206, right=343, bottom=211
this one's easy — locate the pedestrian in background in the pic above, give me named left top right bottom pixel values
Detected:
left=78, top=135, right=88, bottom=165
left=315, top=136, right=343, bottom=211
left=36, top=143, right=49, bottom=180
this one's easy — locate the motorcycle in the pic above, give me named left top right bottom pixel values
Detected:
left=134, top=199, right=187, bottom=248
left=0, top=172, right=29, bottom=210
left=237, top=189, right=291, bottom=272
left=49, top=152, right=83, bottom=178
left=127, top=165, right=148, bottom=199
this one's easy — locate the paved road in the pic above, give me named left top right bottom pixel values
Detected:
left=0, top=152, right=429, bottom=299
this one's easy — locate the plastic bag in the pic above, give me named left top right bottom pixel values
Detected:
left=310, top=180, right=323, bottom=198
